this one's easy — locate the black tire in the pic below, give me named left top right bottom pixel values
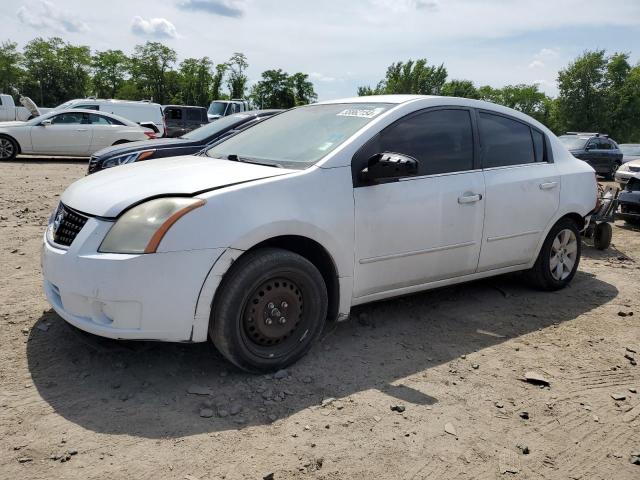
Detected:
left=210, top=248, right=328, bottom=373
left=526, top=218, right=581, bottom=291
left=0, top=135, right=18, bottom=161
left=593, top=222, right=612, bottom=250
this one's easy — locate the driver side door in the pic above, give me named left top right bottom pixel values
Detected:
left=30, top=112, right=92, bottom=155
left=352, top=107, right=485, bottom=299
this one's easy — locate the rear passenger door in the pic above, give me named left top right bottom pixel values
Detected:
left=88, top=113, right=123, bottom=151
left=477, top=111, right=559, bottom=271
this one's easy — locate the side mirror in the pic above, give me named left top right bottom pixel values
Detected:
left=40, top=119, right=52, bottom=127
left=360, top=152, right=419, bottom=183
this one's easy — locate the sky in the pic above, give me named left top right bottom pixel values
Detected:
left=2, top=0, right=639, bottom=101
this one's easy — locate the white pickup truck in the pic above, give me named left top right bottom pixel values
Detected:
left=0, top=94, right=47, bottom=122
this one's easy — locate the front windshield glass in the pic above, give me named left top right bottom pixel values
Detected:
left=206, top=103, right=391, bottom=168
left=208, top=102, right=227, bottom=116
left=182, top=114, right=251, bottom=141
left=620, top=144, right=640, bottom=156
left=559, top=136, right=589, bottom=150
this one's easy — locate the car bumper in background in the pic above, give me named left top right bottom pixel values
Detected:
left=41, top=218, right=224, bottom=341
left=618, top=190, right=640, bottom=222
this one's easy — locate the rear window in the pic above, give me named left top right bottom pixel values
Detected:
left=166, top=108, right=182, bottom=120
left=186, top=109, right=203, bottom=121
left=480, top=112, right=535, bottom=168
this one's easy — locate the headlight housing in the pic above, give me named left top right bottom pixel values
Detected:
left=102, top=150, right=155, bottom=169
left=618, top=163, right=630, bottom=172
left=99, top=197, right=205, bottom=254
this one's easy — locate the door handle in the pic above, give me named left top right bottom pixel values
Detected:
left=458, top=193, right=482, bottom=204
left=76, top=128, right=88, bottom=132
left=539, top=181, right=558, bottom=190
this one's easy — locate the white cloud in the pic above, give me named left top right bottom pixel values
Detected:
left=16, top=0, right=89, bottom=33
left=536, top=48, right=560, bottom=59
left=373, top=0, right=438, bottom=12
left=178, top=0, right=245, bottom=18
left=131, top=16, right=179, bottom=39
left=528, top=59, right=545, bottom=69
left=310, top=72, right=338, bottom=82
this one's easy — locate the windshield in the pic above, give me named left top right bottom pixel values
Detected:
left=206, top=103, right=391, bottom=168
left=53, top=100, right=76, bottom=111
left=208, top=102, right=227, bottom=116
left=620, top=144, right=640, bottom=156
left=559, top=136, right=589, bottom=150
left=182, top=114, right=252, bottom=141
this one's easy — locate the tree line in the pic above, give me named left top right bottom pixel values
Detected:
left=359, top=51, right=640, bottom=142
left=0, top=37, right=317, bottom=109
left=0, top=37, right=638, bottom=142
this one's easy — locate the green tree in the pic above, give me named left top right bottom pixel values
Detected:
left=441, top=79, right=478, bottom=99
left=210, top=63, right=228, bottom=101
left=0, top=41, right=23, bottom=95
left=358, top=59, right=447, bottom=95
left=290, top=72, right=317, bottom=105
left=21, top=37, right=91, bottom=106
left=129, top=41, right=177, bottom=103
left=177, top=57, right=213, bottom=106
left=92, top=49, right=130, bottom=98
left=226, top=52, right=248, bottom=99
left=250, top=69, right=295, bottom=109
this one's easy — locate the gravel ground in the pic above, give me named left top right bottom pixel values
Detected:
left=1, top=158, right=640, bottom=479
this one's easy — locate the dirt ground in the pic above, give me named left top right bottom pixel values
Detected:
left=1, top=157, right=640, bottom=480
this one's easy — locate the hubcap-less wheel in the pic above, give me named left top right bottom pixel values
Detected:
left=550, top=228, right=578, bottom=281
left=242, top=276, right=305, bottom=358
left=0, top=138, right=14, bottom=159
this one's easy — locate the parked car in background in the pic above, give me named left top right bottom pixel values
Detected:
left=0, top=109, right=155, bottom=160
left=615, top=158, right=640, bottom=186
left=618, top=175, right=640, bottom=223
left=558, top=132, right=623, bottom=179
left=87, top=110, right=281, bottom=174
left=620, top=143, right=640, bottom=164
left=53, top=98, right=165, bottom=137
left=207, top=99, right=250, bottom=121
left=163, top=105, right=208, bottom=137
left=42, top=96, right=596, bottom=372
left=0, top=93, right=44, bottom=121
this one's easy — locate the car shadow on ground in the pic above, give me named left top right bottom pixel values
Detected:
left=27, top=265, right=618, bottom=439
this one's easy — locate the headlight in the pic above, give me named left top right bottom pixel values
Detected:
left=618, top=163, right=630, bottom=172
left=102, top=150, right=155, bottom=169
left=99, top=197, right=205, bottom=254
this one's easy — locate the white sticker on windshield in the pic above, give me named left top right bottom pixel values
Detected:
left=318, top=141, right=334, bottom=151
left=337, top=107, right=385, bottom=119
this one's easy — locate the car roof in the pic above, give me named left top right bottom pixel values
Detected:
left=43, top=108, right=139, bottom=126
left=620, top=143, right=640, bottom=147
left=163, top=105, right=207, bottom=109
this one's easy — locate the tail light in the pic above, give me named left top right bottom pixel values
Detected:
left=144, top=131, right=157, bottom=139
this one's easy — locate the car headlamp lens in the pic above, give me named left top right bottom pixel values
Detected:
left=102, top=150, right=155, bottom=169
left=99, top=197, right=205, bottom=254
left=618, top=163, right=630, bottom=172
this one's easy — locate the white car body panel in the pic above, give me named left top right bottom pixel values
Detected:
left=42, top=95, right=597, bottom=343
left=0, top=109, right=151, bottom=157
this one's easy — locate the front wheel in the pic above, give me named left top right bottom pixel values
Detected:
left=210, top=248, right=328, bottom=372
left=526, top=218, right=581, bottom=291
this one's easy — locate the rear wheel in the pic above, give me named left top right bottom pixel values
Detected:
left=527, top=218, right=581, bottom=290
left=0, top=136, right=18, bottom=161
left=210, top=248, right=327, bottom=372
left=593, top=222, right=612, bottom=250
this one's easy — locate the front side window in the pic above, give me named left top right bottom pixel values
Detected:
left=479, top=112, right=535, bottom=167
left=208, top=102, right=227, bottom=116
left=50, top=112, right=87, bottom=124
left=355, top=108, right=474, bottom=177
left=74, top=104, right=99, bottom=110
left=207, top=103, right=392, bottom=168
left=89, top=113, right=122, bottom=125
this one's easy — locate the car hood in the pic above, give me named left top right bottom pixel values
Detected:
left=61, top=155, right=295, bottom=217
left=94, top=137, right=189, bottom=158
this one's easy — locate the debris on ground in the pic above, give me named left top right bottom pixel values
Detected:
left=523, top=371, right=551, bottom=386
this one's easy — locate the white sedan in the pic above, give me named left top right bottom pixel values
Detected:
left=0, top=109, right=156, bottom=160
left=42, top=95, right=597, bottom=372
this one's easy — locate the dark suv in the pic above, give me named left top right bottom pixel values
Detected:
left=163, top=105, right=208, bottom=137
left=558, top=133, right=623, bottom=179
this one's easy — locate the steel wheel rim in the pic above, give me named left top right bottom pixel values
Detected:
left=0, top=139, right=14, bottom=159
left=550, top=228, right=577, bottom=281
left=241, top=276, right=306, bottom=358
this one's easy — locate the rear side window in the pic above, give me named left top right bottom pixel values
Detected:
left=479, top=112, right=535, bottom=167
left=358, top=109, right=474, bottom=177
left=75, top=104, right=99, bottom=110
left=89, top=113, right=123, bottom=125
left=532, top=129, right=545, bottom=163
left=186, top=109, right=202, bottom=121
left=166, top=108, right=182, bottom=120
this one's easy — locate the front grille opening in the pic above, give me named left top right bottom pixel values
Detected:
left=52, top=204, right=88, bottom=247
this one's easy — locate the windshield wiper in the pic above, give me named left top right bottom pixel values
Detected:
left=227, top=154, right=283, bottom=168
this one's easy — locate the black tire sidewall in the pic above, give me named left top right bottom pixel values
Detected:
left=0, top=136, right=17, bottom=161
left=593, top=223, right=612, bottom=250
left=211, top=248, right=327, bottom=372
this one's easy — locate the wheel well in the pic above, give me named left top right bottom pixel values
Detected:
left=560, top=212, right=585, bottom=231
left=245, top=236, right=340, bottom=323
left=0, top=134, right=20, bottom=154
left=112, top=139, right=130, bottom=145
